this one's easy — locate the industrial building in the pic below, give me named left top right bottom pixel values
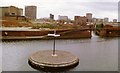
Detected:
left=0, top=6, right=23, bottom=17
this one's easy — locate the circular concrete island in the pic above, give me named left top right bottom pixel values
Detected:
left=28, top=50, right=79, bottom=72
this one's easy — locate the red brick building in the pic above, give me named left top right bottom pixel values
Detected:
left=74, top=16, right=87, bottom=26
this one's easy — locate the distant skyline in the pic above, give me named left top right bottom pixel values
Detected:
left=0, top=0, right=119, bottom=21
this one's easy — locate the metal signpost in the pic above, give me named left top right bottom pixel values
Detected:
left=48, top=30, right=60, bottom=56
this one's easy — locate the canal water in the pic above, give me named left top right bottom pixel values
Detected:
left=2, top=33, right=118, bottom=71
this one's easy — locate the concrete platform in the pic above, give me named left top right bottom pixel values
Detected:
left=28, top=50, right=79, bottom=72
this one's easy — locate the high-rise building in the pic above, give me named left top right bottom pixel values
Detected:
left=104, top=17, right=109, bottom=22
left=25, top=6, right=37, bottom=19
left=113, top=19, right=117, bottom=22
left=50, top=14, right=54, bottom=20
left=86, top=13, right=92, bottom=22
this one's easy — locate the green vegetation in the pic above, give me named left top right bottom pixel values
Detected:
left=96, top=24, right=104, bottom=28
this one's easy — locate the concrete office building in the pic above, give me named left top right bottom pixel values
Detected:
left=97, top=18, right=103, bottom=22
left=104, top=17, right=109, bottom=22
left=92, top=18, right=97, bottom=22
left=25, top=6, right=37, bottom=19
left=58, top=15, right=68, bottom=21
left=96, top=18, right=104, bottom=24
left=50, top=14, right=54, bottom=20
left=86, top=13, right=92, bottom=22
left=113, top=19, right=117, bottom=22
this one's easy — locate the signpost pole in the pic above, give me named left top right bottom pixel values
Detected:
left=53, top=36, right=55, bottom=55
left=48, top=30, right=60, bottom=56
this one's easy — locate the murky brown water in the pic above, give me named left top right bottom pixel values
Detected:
left=2, top=36, right=118, bottom=71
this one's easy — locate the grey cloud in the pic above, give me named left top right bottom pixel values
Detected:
left=89, top=2, right=118, bottom=12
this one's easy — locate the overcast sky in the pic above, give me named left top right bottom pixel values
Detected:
left=0, top=0, right=119, bottom=21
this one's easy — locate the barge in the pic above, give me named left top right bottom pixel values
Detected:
left=1, top=27, right=92, bottom=40
left=95, top=27, right=120, bottom=37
